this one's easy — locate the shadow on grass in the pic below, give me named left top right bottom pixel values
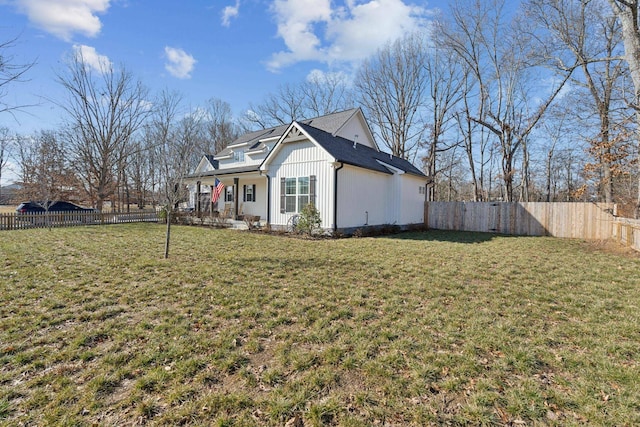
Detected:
left=378, top=229, right=507, bottom=244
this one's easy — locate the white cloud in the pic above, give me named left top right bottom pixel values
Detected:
left=221, top=0, right=240, bottom=27
left=306, top=68, right=352, bottom=86
left=73, top=44, right=111, bottom=72
left=328, top=0, right=430, bottom=60
left=266, top=0, right=433, bottom=71
left=14, top=0, right=111, bottom=41
left=164, top=47, right=197, bottom=79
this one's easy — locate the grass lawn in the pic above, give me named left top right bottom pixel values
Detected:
left=1, top=224, right=639, bottom=426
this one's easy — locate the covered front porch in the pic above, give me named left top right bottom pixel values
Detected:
left=178, top=214, right=262, bottom=230
left=189, top=171, right=268, bottom=222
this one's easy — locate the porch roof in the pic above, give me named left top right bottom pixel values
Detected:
left=185, top=165, right=261, bottom=180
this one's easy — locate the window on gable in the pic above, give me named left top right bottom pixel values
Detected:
left=233, top=151, right=245, bottom=162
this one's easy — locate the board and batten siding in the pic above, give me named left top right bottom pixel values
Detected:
left=216, top=141, right=275, bottom=171
left=267, top=139, right=335, bottom=228
left=238, top=178, right=267, bottom=219
left=399, top=174, right=427, bottom=225
left=335, top=117, right=375, bottom=149
left=336, top=165, right=392, bottom=228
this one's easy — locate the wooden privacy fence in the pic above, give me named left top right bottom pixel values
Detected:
left=612, top=217, right=640, bottom=252
left=0, top=210, right=159, bottom=231
left=426, top=201, right=620, bottom=239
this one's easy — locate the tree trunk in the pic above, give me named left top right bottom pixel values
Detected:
left=601, top=121, right=614, bottom=204
left=546, top=148, right=553, bottom=202
left=520, top=141, right=530, bottom=202
left=164, top=208, right=171, bottom=259
left=427, top=141, right=437, bottom=202
left=636, top=110, right=640, bottom=216
left=503, top=147, right=515, bottom=202
left=125, top=180, right=131, bottom=213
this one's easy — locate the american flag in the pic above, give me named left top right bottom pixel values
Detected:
left=211, top=178, right=224, bottom=203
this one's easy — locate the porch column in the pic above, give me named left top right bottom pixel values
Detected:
left=196, top=181, right=201, bottom=213
left=210, top=185, right=215, bottom=214
left=233, top=177, right=239, bottom=220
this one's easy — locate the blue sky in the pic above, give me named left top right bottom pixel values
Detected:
left=0, top=0, right=448, bottom=139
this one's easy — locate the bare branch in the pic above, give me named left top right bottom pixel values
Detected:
left=0, top=35, right=37, bottom=117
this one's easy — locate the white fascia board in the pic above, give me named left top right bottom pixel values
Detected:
left=335, top=108, right=380, bottom=152
left=247, top=150, right=267, bottom=158
left=227, top=141, right=250, bottom=148
left=260, top=122, right=297, bottom=169
left=246, top=142, right=268, bottom=154
left=194, top=156, right=212, bottom=173
left=259, top=136, right=281, bottom=143
left=332, top=108, right=359, bottom=136
left=260, top=121, right=323, bottom=171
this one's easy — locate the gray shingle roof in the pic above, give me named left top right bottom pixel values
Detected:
left=298, top=123, right=426, bottom=177
left=216, top=128, right=277, bottom=157
left=197, top=108, right=424, bottom=179
left=204, top=155, right=218, bottom=169
left=298, top=108, right=359, bottom=135
left=215, top=109, right=361, bottom=157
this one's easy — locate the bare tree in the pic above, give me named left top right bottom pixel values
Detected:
left=125, top=137, right=151, bottom=209
left=0, top=36, right=36, bottom=118
left=301, top=71, right=354, bottom=118
left=606, top=0, right=640, bottom=216
left=422, top=45, right=465, bottom=200
left=455, top=71, right=494, bottom=201
left=536, top=104, right=573, bottom=202
left=181, top=113, right=208, bottom=175
left=201, top=98, right=238, bottom=155
left=244, top=83, right=305, bottom=129
left=242, top=73, right=353, bottom=130
left=441, top=0, right=576, bottom=201
left=159, top=118, right=200, bottom=258
left=355, top=33, right=428, bottom=160
left=527, top=0, right=628, bottom=204
left=15, top=131, right=77, bottom=227
left=434, top=145, right=468, bottom=201
left=57, top=50, right=150, bottom=211
left=146, top=90, right=200, bottom=258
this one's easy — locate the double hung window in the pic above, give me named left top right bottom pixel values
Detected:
left=243, top=184, right=256, bottom=202
left=233, top=151, right=245, bottom=162
left=280, top=176, right=315, bottom=213
left=225, top=186, right=234, bottom=202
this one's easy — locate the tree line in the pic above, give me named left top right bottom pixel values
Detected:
left=1, top=0, right=640, bottom=217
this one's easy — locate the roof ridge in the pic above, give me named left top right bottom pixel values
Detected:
left=293, top=107, right=358, bottom=123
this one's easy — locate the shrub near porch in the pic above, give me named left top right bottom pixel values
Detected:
left=0, top=224, right=639, bottom=425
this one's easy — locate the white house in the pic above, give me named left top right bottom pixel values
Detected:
left=185, top=108, right=427, bottom=233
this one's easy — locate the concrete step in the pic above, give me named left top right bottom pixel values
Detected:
left=228, top=220, right=248, bottom=230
